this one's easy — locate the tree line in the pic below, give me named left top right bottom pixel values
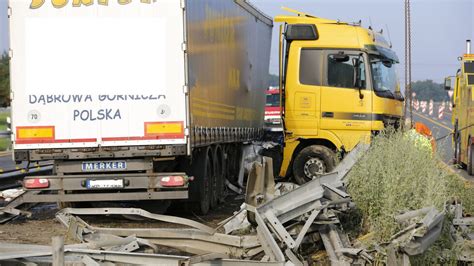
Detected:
left=0, top=52, right=9, bottom=107
left=410, top=80, right=449, bottom=102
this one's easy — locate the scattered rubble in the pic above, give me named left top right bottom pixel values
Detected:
left=0, top=188, right=23, bottom=202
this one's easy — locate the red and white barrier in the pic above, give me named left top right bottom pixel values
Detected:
left=413, top=100, right=419, bottom=111
left=429, top=100, right=434, bottom=116
left=438, top=102, right=445, bottom=119
left=420, top=101, right=427, bottom=113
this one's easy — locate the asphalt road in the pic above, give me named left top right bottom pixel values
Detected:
left=0, top=152, right=16, bottom=172
left=411, top=109, right=453, bottom=162
left=411, top=106, right=473, bottom=182
left=0, top=152, right=46, bottom=173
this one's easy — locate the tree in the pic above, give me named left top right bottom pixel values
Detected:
left=410, top=80, right=448, bottom=102
left=0, top=52, right=10, bottom=107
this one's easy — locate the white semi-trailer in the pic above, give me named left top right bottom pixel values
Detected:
left=9, top=0, right=272, bottom=214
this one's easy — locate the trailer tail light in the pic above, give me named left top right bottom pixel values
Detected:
left=24, top=178, right=50, bottom=189
left=145, top=122, right=184, bottom=139
left=160, top=176, right=186, bottom=187
left=16, top=126, right=55, bottom=142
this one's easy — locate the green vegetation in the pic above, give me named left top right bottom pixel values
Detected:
left=346, top=130, right=473, bottom=263
left=0, top=52, right=10, bottom=107
left=0, top=111, right=10, bottom=151
left=0, top=52, right=11, bottom=151
left=411, top=79, right=449, bottom=102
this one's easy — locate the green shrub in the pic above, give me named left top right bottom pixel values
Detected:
left=346, top=130, right=474, bottom=263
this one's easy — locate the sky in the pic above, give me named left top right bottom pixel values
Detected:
left=0, top=0, right=473, bottom=83
left=249, top=0, right=474, bottom=83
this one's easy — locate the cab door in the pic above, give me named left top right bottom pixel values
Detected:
left=283, top=47, right=322, bottom=137
left=319, top=51, right=373, bottom=133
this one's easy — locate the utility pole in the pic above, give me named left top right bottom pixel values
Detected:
left=404, top=0, right=413, bottom=127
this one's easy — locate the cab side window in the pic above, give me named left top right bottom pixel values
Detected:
left=299, top=49, right=323, bottom=86
left=327, top=54, right=366, bottom=89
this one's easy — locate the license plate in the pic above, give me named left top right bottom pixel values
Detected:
left=86, top=179, right=124, bottom=189
left=82, top=161, right=127, bottom=172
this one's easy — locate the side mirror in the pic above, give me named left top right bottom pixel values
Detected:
left=352, top=57, right=364, bottom=99
left=444, top=77, right=452, bottom=91
left=382, top=60, right=393, bottom=68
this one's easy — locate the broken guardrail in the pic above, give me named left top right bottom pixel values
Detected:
left=0, top=144, right=370, bottom=265
left=1, top=143, right=470, bottom=265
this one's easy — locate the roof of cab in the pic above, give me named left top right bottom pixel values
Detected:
left=275, top=8, right=391, bottom=50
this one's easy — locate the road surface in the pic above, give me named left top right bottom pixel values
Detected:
left=411, top=105, right=473, bottom=182
left=0, top=152, right=17, bottom=172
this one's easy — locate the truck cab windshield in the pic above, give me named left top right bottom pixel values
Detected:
left=370, top=56, right=400, bottom=99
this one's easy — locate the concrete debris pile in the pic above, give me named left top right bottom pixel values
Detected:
left=0, top=144, right=472, bottom=265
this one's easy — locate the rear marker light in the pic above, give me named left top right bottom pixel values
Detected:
left=160, top=176, right=186, bottom=187
left=24, top=178, right=50, bottom=189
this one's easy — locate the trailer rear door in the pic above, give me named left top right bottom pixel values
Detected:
left=10, top=0, right=187, bottom=150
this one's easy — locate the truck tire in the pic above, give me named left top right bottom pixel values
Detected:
left=213, top=145, right=226, bottom=204
left=209, top=148, right=218, bottom=210
left=468, top=140, right=474, bottom=176
left=190, top=148, right=212, bottom=215
left=292, top=145, right=336, bottom=185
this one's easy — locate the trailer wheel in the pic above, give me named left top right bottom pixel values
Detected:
left=192, top=148, right=212, bottom=215
left=292, top=145, right=336, bottom=185
left=213, top=145, right=226, bottom=204
left=468, top=139, right=474, bottom=176
left=209, top=147, right=218, bottom=210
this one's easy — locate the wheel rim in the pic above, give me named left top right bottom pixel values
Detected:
left=303, top=157, right=326, bottom=180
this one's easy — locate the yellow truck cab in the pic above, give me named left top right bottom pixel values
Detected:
left=446, top=40, right=474, bottom=175
left=275, top=10, right=404, bottom=184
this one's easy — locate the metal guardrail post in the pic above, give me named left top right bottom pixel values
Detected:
left=52, top=236, right=65, bottom=266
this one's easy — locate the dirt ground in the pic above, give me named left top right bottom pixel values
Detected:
left=0, top=195, right=244, bottom=246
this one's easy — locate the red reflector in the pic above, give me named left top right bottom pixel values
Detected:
left=24, top=178, right=50, bottom=189
left=160, top=176, right=185, bottom=187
